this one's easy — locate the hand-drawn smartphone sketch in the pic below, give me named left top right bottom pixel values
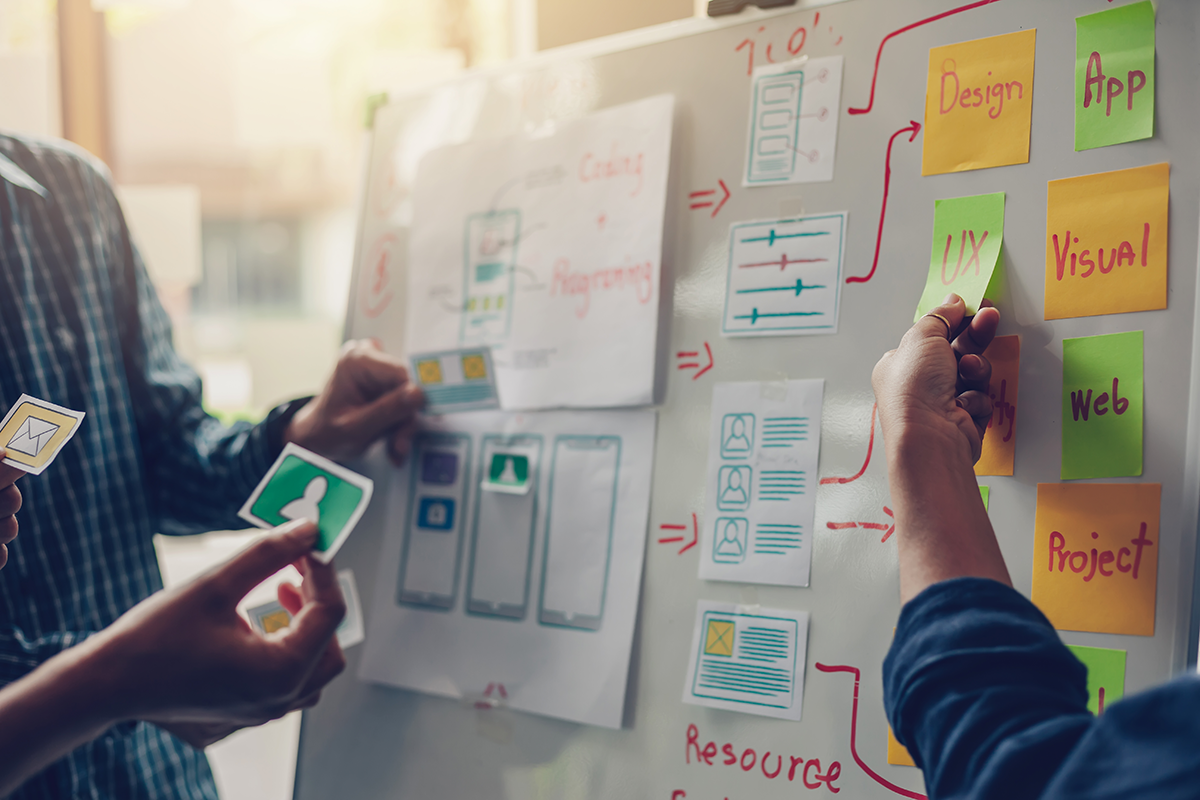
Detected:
left=461, top=210, right=520, bottom=344
left=397, top=434, right=472, bottom=609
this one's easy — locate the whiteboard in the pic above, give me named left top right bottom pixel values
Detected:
left=297, top=1, right=1200, bottom=798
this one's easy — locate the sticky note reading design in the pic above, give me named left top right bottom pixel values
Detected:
left=0, top=394, right=86, bottom=475
left=922, top=29, right=1036, bottom=176
left=239, top=443, right=374, bottom=564
left=411, top=347, right=500, bottom=413
left=1066, top=644, right=1126, bottom=715
left=1062, top=331, right=1143, bottom=480
left=1045, top=163, right=1169, bottom=320
left=1075, top=2, right=1155, bottom=151
left=976, top=335, right=1020, bottom=476
left=1032, top=482, right=1160, bottom=637
left=914, top=193, right=1005, bottom=321
left=682, top=600, right=810, bottom=721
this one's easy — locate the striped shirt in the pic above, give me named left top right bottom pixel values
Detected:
left=0, top=132, right=286, bottom=798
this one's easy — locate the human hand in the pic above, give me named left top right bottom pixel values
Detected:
left=284, top=339, right=424, bottom=465
left=872, top=294, right=999, bottom=464
left=0, top=450, right=24, bottom=570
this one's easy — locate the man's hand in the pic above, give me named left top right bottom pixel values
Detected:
left=0, top=449, right=24, bottom=570
left=284, top=340, right=424, bottom=465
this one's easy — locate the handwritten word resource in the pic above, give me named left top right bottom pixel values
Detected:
left=722, top=214, right=847, bottom=338
left=701, top=380, right=823, bottom=587
left=1045, top=162, right=1169, bottom=320
left=1075, top=2, right=1155, bottom=151
left=0, top=394, right=86, bottom=476
left=922, top=29, right=1036, bottom=176
left=975, top=335, right=1020, bottom=477
left=743, top=56, right=844, bottom=186
left=404, top=95, right=674, bottom=410
left=1061, top=330, right=1143, bottom=480
left=411, top=347, right=500, bottom=414
left=1032, top=482, right=1161, bottom=637
left=683, top=601, right=810, bottom=721
left=914, top=192, right=1004, bottom=321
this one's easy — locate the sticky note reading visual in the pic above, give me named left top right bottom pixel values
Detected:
left=1075, top=2, right=1155, bottom=151
left=914, top=193, right=1005, bottom=321
left=1062, top=331, right=1143, bottom=480
left=1066, top=644, right=1126, bottom=715
left=922, top=29, right=1036, bottom=176
left=1045, top=163, right=1169, bottom=320
left=1032, top=482, right=1160, bottom=636
left=976, top=335, right=1020, bottom=476
left=411, top=347, right=500, bottom=413
left=0, top=394, right=86, bottom=475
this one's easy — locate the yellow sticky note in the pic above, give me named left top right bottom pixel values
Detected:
left=922, top=29, right=1036, bottom=176
left=704, top=619, right=735, bottom=657
left=461, top=354, right=488, bottom=380
left=975, top=335, right=1020, bottom=476
left=887, top=726, right=917, bottom=767
left=1031, top=483, right=1160, bottom=636
left=1045, top=163, right=1169, bottom=320
left=416, top=358, right=443, bottom=385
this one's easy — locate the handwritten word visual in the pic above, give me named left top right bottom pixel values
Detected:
left=1052, top=225, right=1150, bottom=281
left=579, top=145, right=645, bottom=197
left=550, top=257, right=653, bottom=318
left=1048, top=523, right=1153, bottom=582
left=938, top=64, right=1025, bottom=120
left=685, top=724, right=841, bottom=792
left=1070, top=378, right=1129, bottom=421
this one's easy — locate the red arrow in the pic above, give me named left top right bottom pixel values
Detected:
left=848, top=0, right=1005, bottom=116
left=820, top=403, right=877, bottom=485
left=688, top=179, right=731, bottom=218
left=845, top=122, right=920, bottom=285
left=657, top=514, right=698, bottom=555
left=676, top=343, right=714, bottom=380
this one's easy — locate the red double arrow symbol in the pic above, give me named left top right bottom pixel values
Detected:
left=658, top=513, right=698, bottom=555
left=688, top=180, right=730, bottom=218
left=676, top=343, right=714, bottom=380
left=845, top=121, right=920, bottom=285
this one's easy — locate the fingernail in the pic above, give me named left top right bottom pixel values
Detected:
left=955, top=397, right=967, bottom=410
left=943, top=293, right=961, bottom=305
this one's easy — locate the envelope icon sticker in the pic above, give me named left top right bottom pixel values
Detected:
left=8, top=416, right=60, bottom=457
left=0, top=397, right=84, bottom=474
left=705, top=619, right=735, bottom=657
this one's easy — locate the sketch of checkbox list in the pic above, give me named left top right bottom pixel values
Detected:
left=721, top=212, right=848, bottom=338
left=0, top=394, right=86, bottom=475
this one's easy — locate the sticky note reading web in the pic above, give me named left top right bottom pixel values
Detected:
left=976, top=335, right=1020, bottom=476
left=1066, top=644, right=1126, bottom=715
left=1075, top=1, right=1155, bottom=151
left=1062, top=330, right=1143, bottom=480
left=914, top=192, right=1005, bottom=321
left=239, top=443, right=374, bottom=564
left=410, top=347, right=499, bottom=414
left=0, top=394, right=86, bottom=475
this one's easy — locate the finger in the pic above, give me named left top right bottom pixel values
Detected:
left=342, top=385, right=424, bottom=442
left=0, top=515, right=17, bottom=546
left=211, top=521, right=319, bottom=599
left=0, top=449, right=25, bottom=488
left=955, top=389, right=993, bottom=424
left=912, top=294, right=968, bottom=343
left=958, top=353, right=993, bottom=396
left=276, top=556, right=346, bottom=661
left=387, top=418, right=420, bottom=466
left=951, top=306, right=1001, bottom=361
left=0, top=484, right=22, bottom=517
left=0, top=543, right=7, bottom=571
left=297, top=640, right=346, bottom=697
left=343, top=342, right=410, bottom=392
left=277, top=581, right=304, bottom=616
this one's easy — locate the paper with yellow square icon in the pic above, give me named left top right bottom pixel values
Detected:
left=409, top=347, right=499, bottom=413
left=461, top=354, right=488, bottom=381
left=416, top=359, right=444, bottom=385
left=704, top=619, right=735, bottom=657
left=0, top=394, right=86, bottom=475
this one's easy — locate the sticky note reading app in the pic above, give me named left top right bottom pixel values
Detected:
left=1032, top=483, right=1160, bottom=637
left=1075, top=1, right=1155, bottom=151
left=1062, top=331, right=1143, bottom=480
left=1045, top=163, right=1169, bottom=320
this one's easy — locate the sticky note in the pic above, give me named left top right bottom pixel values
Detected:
left=1045, top=163, right=1169, bottom=320
left=975, top=335, right=1020, bottom=476
left=410, top=347, right=500, bottom=413
left=239, top=443, right=375, bottom=564
left=922, top=29, right=1036, bottom=176
left=1075, top=2, right=1155, bottom=151
left=1062, top=331, right=1143, bottom=479
left=0, top=394, right=86, bottom=475
left=887, top=726, right=917, bottom=767
left=1066, top=644, right=1126, bottom=715
left=979, top=485, right=990, bottom=511
left=1031, top=482, right=1160, bottom=636
left=914, top=193, right=1005, bottom=321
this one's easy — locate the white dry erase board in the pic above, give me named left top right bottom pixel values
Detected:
left=297, top=1, right=1200, bottom=797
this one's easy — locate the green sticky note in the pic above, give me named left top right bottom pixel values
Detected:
left=980, top=485, right=990, bottom=511
left=1066, top=644, right=1126, bottom=715
left=1075, top=1, right=1155, bottom=151
left=1061, top=331, right=1143, bottom=479
left=914, top=193, right=1005, bottom=322
left=250, top=454, right=366, bottom=553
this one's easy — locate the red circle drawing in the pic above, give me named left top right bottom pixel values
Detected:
left=361, top=233, right=398, bottom=319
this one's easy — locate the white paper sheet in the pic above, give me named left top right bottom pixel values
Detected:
left=700, top=380, right=823, bottom=587
left=403, top=95, right=674, bottom=410
left=743, top=56, right=844, bottom=186
left=359, top=409, right=656, bottom=729
left=682, top=600, right=810, bottom=721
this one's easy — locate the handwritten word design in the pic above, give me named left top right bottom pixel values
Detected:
left=685, top=724, right=841, bottom=792
left=938, top=62, right=1025, bottom=120
left=550, top=257, right=653, bottom=319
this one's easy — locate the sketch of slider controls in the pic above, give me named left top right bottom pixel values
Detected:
left=7, top=417, right=60, bottom=457
left=740, top=229, right=829, bottom=247
left=734, top=308, right=824, bottom=325
left=739, top=255, right=829, bottom=271
left=737, top=279, right=826, bottom=296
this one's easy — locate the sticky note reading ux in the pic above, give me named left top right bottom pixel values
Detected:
left=914, top=193, right=1004, bottom=321
left=1062, top=331, right=1143, bottom=480
left=1075, top=1, right=1155, bottom=151
left=922, top=29, right=1036, bottom=176
left=975, top=335, right=1020, bottom=477
left=411, top=347, right=499, bottom=413
left=1045, top=163, right=1169, bottom=320
left=0, top=394, right=86, bottom=475
left=1032, top=482, right=1160, bottom=637
left=1066, top=644, right=1126, bottom=716
left=239, top=443, right=374, bottom=564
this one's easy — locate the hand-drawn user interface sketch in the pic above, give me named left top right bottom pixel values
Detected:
left=539, top=436, right=621, bottom=630
left=746, top=67, right=803, bottom=185
left=466, top=435, right=543, bottom=619
left=461, top=210, right=520, bottom=344
left=397, top=434, right=471, bottom=609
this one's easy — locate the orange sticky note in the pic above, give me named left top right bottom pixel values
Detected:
left=887, top=726, right=917, bottom=767
left=1044, top=163, right=1169, bottom=320
left=922, top=29, right=1036, bottom=176
left=975, top=335, right=1020, bottom=476
left=1031, top=483, right=1160, bottom=636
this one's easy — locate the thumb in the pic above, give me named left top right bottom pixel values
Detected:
left=913, top=293, right=968, bottom=344
left=212, top=520, right=319, bottom=599
left=342, top=384, right=423, bottom=440
left=277, top=556, right=346, bottom=659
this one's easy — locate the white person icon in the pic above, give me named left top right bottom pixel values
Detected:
left=281, top=476, right=328, bottom=525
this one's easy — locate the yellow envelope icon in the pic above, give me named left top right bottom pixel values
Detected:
left=259, top=609, right=292, bottom=634
left=0, top=402, right=80, bottom=472
left=704, top=619, right=735, bottom=657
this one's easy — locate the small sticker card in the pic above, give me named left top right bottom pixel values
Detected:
left=480, top=447, right=536, bottom=495
left=411, top=347, right=500, bottom=413
left=245, top=569, right=366, bottom=649
left=0, top=394, right=86, bottom=475
left=239, top=443, right=374, bottom=564
left=247, top=600, right=293, bottom=635
left=682, top=600, right=810, bottom=721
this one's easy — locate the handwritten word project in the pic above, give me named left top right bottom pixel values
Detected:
left=722, top=213, right=847, bottom=337
left=743, top=56, right=844, bottom=186
left=922, top=29, right=1036, bottom=176
left=914, top=192, right=1004, bottom=321
left=975, top=335, right=1020, bottom=477
left=1045, top=162, right=1169, bottom=320
left=1032, top=482, right=1160, bottom=637
left=1062, top=330, right=1143, bottom=480
left=1075, top=1, right=1155, bottom=151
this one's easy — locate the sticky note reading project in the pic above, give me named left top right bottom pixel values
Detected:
left=1066, top=644, right=1126, bottom=715
left=1032, top=482, right=1160, bottom=636
left=0, top=394, right=86, bottom=475
left=1075, top=2, right=1155, bottom=151
left=975, top=335, right=1020, bottom=476
left=411, top=347, right=500, bottom=413
left=914, top=193, right=1005, bottom=321
left=1045, top=163, right=1169, bottom=320
left=1062, top=331, right=1143, bottom=480
left=922, top=29, right=1036, bottom=176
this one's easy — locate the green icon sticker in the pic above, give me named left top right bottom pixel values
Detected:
left=482, top=452, right=531, bottom=495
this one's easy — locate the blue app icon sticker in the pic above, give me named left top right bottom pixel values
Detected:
left=421, top=451, right=459, bottom=486
left=417, top=497, right=456, bottom=531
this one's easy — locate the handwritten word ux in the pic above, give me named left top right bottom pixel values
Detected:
left=939, top=229, right=990, bottom=285
left=1070, top=378, right=1129, bottom=421
left=939, top=64, right=1024, bottom=120
left=1053, top=225, right=1151, bottom=280
left=1048, top=523, right=1153, bottom=583
left=1084, top=53, right=1148, bottom=117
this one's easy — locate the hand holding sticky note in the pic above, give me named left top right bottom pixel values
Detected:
left=914, top=193, right=1005, bottom=321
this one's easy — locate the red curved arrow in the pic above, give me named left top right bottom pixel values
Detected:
left=845, top=122, right=920, bottom=285
left=848, top=0, right=1006, bottom=116
left=820, top=403, right=877, bottom=485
